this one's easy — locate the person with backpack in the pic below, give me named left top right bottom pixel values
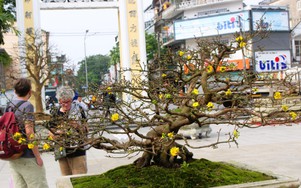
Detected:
left=49, top=86, right=88, bottom=176
left=7, top=78, right=48, bottom=188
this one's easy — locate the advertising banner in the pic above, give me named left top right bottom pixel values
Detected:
left=252, top=11, right=289, bottom=31
left=255, top=50, right=291, bottom=72
left=174, top=11, right=250, bottom=40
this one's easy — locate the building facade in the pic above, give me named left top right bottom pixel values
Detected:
left=152, top=0, right=291, bottom=80
left=0, top=27, right=21, bottom=90
left=265, top=0, right=301, bottom=65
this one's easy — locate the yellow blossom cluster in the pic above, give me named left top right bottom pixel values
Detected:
left=281, top=105, right=288, bottom=112
left=274, top=92, right=282, bottom=100
left=236, top=35, right=246, bottom=48
left=178, top=50, right=185, bottom=57
left=28, top=143, right=34, bottom=149
left=192, top=89, right=198, bottom=95
left=43, top=143, right=50, bottom=150
left=233, top=130, right=240, bottom=139
left=252, top=87, right=258, bottom=93
left=225, top=89, right=232, bottom=96
left=170, top=147, right=179, bottom=156
left=13, top=132, right=26, bottom=144
left=290, top=112, right=297, bottom=120
left=207, top=102, right=214, bottom=109
left=220, top=66, right=226, bottom=72
left=207, top=65, right=213, bottom=73
left=162, top=132, right=174, bottom=140
left=192, top=102, right=199, bottom=108
left=186, top=55, right=192, bottom=60
left=111, top=113, right=119, bottom=122
left=167, top=132, right=174, bottom=139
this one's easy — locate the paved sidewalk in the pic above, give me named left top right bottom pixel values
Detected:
left=1, top=123, right=301, bottom=188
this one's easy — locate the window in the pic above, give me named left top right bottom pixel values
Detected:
left=298, top=0, right=301, bottom=10
left=295, top=40, right=301, bottom=58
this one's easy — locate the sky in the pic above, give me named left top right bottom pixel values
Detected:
left=39, top=0, right=261, bottom=70
left=40, top=1, right=152, bottom=70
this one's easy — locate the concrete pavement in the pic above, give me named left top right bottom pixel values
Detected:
left=1, top=123, right=301, bottom=188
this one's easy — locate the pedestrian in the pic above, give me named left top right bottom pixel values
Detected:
left=7, top=78, right=48, bottom=188
left=102, top=88, right=116, bottom=118
left=74, top=94, right=88, bottom=119
left=50, top=86, right=88, bottom=176
left=76, top=94, right=88, bottom=111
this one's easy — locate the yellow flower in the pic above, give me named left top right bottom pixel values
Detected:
left=274, top=92, right=282, bottom=100
left=28, top=143, right=34, bottom=149
left=290, top=112, right=297, bottom=120
left=111, top=113, right=119, bottom=122
left=236, top=36, right=243, bottom=42
left=207, top=102, right=214, bottom=109
left=167, top=132, right=174, bottom=139
left=281, top=105, right=288, bottom=112
left=252, top=87, right=258, bottom=93
left=233, top=130, right=240, bottom=139
left=239, top=41, right=246, bottom=48
left=18, top=138, right=26, bottom=144
left=159, top=94, right=163, bottom=99
left=206, top=65, right=213, bottom=73
left=43, top=143, right=50, bottom=150
left=192, top=89, right=199, bottom=95
left=186, top=55, right=192, bottom=60
left=162, top=73, right=167, bottom=78
left=13, top=132, right=22, bottom=140
left=225, top=89, right=232, bottom=96
left=170, top=147, right=180, bottom=157
left=48, top=135, right=53, bottom=141
left=220, top=66, right=226, bottom=72
left=192, top=102, right=199, bottom=108
left=107, top=87, right=112, bottom=91
left=59, top=147, right=64, bottom=151
left=29, top=133, right=35, bottom=140
left=178, top=51, right=184, bottom=57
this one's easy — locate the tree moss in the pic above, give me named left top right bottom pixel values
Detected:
left=71, top=159, right=274, bottom=188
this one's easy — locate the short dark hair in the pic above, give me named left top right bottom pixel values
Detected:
left=14, top=78, right=32, bottom=97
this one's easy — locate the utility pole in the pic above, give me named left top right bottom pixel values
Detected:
left=84, top=29, right=89, bottom=93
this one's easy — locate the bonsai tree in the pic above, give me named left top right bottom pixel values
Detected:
left=30, top=30, right=299, bottom=169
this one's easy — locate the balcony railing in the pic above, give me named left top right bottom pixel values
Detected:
left=155, top=0, right=238, bottom=21
left=177, top=0, right=238, bottom=9
left=162, top=33, right=175, bottom=45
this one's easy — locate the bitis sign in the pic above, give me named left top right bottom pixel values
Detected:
left=255, top=51, right=291, bottom=72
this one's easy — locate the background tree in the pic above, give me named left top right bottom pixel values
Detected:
left=17, top=30, right=65, bottom=113
left=109, top=45, right=120, bottom=83
left=0, top=0, right=17, bottom=66
left=145, top=32, right=158, bottom=60
left=76, top=54, right=110, bottom=93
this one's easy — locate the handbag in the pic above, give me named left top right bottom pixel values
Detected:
left=54, top=147, right=66, bottom=161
